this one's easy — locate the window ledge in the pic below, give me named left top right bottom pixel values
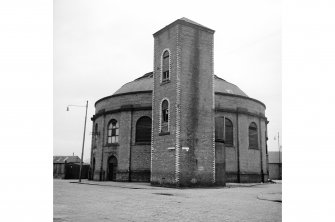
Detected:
left=249, top=147, right=259, bottom=150
left=159, top=132, right=170, bottom=136
left=160, top=79, right=170, bottom=86
left=106, top=143, right=119, bottom=147
left=135, top=142, right=151, bottom=145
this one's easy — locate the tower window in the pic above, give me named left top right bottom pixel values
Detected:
left=249, top=122, right=258, bottom=149
left=107, top=119, right=119, bottom=144
left=162, top=50, right=170, bottom=82
left=161, top=99, right=169, bottom=132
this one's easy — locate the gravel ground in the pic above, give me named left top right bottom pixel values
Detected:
left=54, top=179, right=281, bottom=222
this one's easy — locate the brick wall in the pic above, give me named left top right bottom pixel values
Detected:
left=178, top=25, right=215, bottom=186
left=90, top=20, right=269, bottom=185
left=91, top=94, right=152, bottom=182
left=152, top=21, right=216, bottom=187
left=91, top=91, right=268, bottom=183
left=215, top=95, right=268, bottom=182
left=130, top=111, right=152, bottom=181
left=95, top=93, right=152, bottom=113
left=151, top=24, right=178, bottom=186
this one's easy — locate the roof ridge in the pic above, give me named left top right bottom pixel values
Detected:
left=179, top=17, right=211, bottom=30
left=214, top=74, right=249, bottom=97
left=134, top=71, right=153, bottom=81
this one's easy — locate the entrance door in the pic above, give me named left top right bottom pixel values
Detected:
left=92, top=158, right=95, bottom=180
left=107, top=156, right=117, bottom=181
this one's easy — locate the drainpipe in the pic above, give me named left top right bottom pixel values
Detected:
left=128, top=110, right=133, bottom=182
left=259, top=117, right=264, bottom=183
left=89, top=120, right=95, bottom=180
left=223, top=116, right=226, bottom=184
left=236, top=110, right=240, bottom=183
left=100, top=114, right=106, bottom=181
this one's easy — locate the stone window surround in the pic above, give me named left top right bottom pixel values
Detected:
left=215, top=116, right=234, bottom=147
left=160, top=48, right=171, bottom=84
left=248, top=122, right=259, bottom=150
left=107, top=119, right=119, bottom=145
left=159, top=97, right=170, bottom=134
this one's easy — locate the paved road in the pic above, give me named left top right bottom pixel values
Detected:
left=54, top=180, right=281, bottom=222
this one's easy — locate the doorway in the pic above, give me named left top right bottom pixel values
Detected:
left=92, top=158, right=95, bottom=180
left=107, top=155, right=117, bottom=181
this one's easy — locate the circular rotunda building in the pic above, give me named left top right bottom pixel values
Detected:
left=89, top=18, right=269, bottom=187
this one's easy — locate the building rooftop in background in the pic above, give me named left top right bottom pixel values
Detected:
left=111, top=72, right=248, bottom=97
left=268, top=151, right=282, bottom=163
left=53, top=156, right=81, bottom=164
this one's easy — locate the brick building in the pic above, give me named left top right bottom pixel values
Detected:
left=268, top=151, right=282, bottom=180
left=90, top=18, right=269, bottom=187
left=53, top=155, right=89, bottom=179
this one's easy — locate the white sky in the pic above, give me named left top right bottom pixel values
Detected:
left=54, top=0, right=281, bottom=162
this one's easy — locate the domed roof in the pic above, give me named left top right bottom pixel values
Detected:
left=113, top=72, right=248, bottom=97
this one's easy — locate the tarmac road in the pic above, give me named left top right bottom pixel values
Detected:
left=54, top=179, right=281, bottom=222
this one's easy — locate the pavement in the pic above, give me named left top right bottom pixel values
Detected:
left=54, top=179, right=282, bottom=222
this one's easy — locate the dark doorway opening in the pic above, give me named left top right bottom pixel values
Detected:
left=91, top=158, right=95, bottom=180
left=107, top=155, right=118, bottom=181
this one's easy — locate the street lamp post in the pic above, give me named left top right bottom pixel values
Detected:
left=67, top=101, right=88, bottom=183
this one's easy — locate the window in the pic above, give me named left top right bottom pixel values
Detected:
left=215, top=117, right=234, bottom=146
left=162, top=50, right=170, bottom=82
left=136, top=116, right=152, bottom=143
left=215, top=117, right=224, bottom=142
left=94, top=123, right=98, bottom=144
left=161, top=99, right=169, bottom=132
left=107, top=119, right=119, bottom=144
left=249, top=122, right=258, bottom=149
left=225, top=118, right=233, bottom=146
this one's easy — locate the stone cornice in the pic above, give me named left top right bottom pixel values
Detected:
left=92, top=106, right=267, bottom=121
left=91, top=105, right=152, bottom=121
left=215, top=107, right=267, bottom=120
left=95, top=90, right=266, bottom=109
left=94, top=90, right=152, bottom=107
left=215, top=92, right=266, bottom=108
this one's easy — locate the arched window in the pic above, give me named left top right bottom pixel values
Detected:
left=136, top=116, right=152, bottom=143
left=215, top=117, right=234, bottom=146
left=161, top=99, right=169, bottom=132
left=225, top=118, right=233, bottom=146
left=249, top=122, right=258, bottom=149
left=107, top=119, right=119, bottom=144
left=162, top=50, right=170, bottom=82
left=94, top=123, right=98, bottom=144
left=215, top=117, right=224, bottom=142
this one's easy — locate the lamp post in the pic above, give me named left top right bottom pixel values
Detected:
left=278, top=132, right=281, bottom=180
left=66, top=101, right=88, bottom=183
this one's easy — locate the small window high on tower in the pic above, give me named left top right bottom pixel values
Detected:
left=161, top=99, right=169, bottom=132
left=162, top=50, right=170, bottom=82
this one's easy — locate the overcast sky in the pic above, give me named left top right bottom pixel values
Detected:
left=54, top=0, right=281, bottom=163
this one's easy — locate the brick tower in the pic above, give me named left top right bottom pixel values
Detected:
left=151, top=18, right=220, bottom=187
